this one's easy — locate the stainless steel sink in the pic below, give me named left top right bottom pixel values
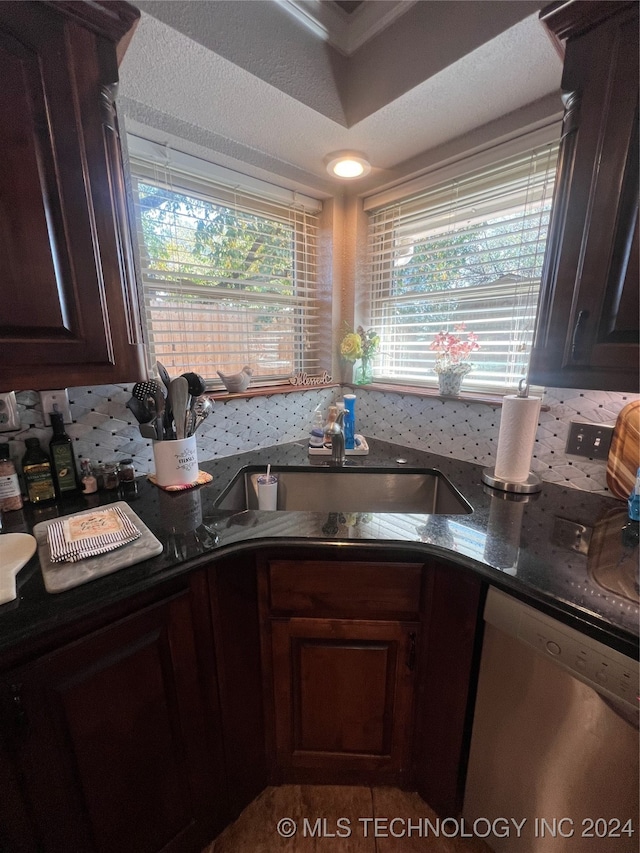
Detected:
left=214, top=467, right=472, bottom=514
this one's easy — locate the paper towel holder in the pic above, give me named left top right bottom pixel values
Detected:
left=482, top=378, right=542, bottom=493
left=481, top=467, right=542, bottom=494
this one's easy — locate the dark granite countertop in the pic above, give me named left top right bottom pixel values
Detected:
left=1, top=439, right=638, bottom=659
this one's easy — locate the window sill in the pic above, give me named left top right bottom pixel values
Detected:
left=348, top=381, right=550, bottom=410
left=206, top=382, right=340, bottom=402
left=205, top=380, right=549, bottom=413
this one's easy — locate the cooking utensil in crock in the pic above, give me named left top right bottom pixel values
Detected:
left=168, top=376, right=190, bottom=440
left=181, top=372, right=206, bottom=397
left=126, top=396, right=153, bottom=424
left=181, top=374, right=207, bottom=436
left=192, top=397, right=213, bottom=433
left=157, top=361, right=172, bottom=392
left=132, top=380, right=164, bottom=404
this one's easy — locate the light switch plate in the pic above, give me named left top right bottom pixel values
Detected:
left=0, top=392, right=20, bottom=432
left=40, top=390, right=72, bottom=425
left=565, top=421, right=614, bottom=460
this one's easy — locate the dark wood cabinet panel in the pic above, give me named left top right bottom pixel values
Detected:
left=208, top=553, right=268, bottom=822
left=259, top=551, right=483, bottom=801
left=270, top=617, right=419, bottom=785
left=260, top=555, right=423, bottom=786
left=412, top=563, right=484, bottom=816
left=530, top=1, right=639, bottom=391
left=0, top=1, right=145, bottom=391
left=268, top=559, right=423, bottom=619
left=0, top=589, right=224, bottom=853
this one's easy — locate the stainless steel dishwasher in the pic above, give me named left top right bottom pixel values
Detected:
left=463, top=588, right=639, bottom=853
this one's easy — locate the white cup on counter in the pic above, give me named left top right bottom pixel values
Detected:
left=153, top=435, right=198, bottom=488
left=256, top=474, right=278, bottom=510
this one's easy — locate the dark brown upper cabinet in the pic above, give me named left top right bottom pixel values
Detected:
left=0, top=1, right=146, bottom=392
left=530, top=1, right=639, bottom=392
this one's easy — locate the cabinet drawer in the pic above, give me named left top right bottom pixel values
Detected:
left=268, top=560, right=423, bottom=618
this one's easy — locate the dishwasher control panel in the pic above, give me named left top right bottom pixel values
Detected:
left=484, top=588, right=639, bottom=712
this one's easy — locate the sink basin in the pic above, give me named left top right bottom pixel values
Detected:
left=214, top=466, right=472, bottom=514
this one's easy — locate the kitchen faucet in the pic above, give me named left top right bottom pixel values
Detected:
left=324, top=409, right=346, bottom=466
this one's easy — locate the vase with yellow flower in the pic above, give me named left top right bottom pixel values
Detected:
left=430, top=324, right=479, bottom=396
left=340, top=325, right=380, bottom=385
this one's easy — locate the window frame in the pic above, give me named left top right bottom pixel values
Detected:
left=362, top=124, right=561, bottom=395
left=127, top=136, right=322, bottom=390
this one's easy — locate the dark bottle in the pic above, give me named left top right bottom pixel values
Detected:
left=49, top=412, right=80, bottom=497
left=22, top=437, right=56, bottom=503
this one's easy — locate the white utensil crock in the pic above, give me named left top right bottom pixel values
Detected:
left=153, top=436, right=198, bottom=488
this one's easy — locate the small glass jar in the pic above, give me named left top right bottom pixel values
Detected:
left=117, top=458, right=135, bottom=483
left=80, top=459, right=98, bottom=494
left=96, top=462, right=119, bottom=491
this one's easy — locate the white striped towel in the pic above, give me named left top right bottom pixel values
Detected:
left=47, top=506, right=141, bottom=563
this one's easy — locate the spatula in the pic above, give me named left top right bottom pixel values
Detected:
left=156, top=361, right=172, bottom=393
left=168, top=376, right=190, bottom=440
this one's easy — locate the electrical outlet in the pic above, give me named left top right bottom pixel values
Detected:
left=40, top=389, right=72, bottom=425
left=565, top=421, right=614, bottom=460
left=0, top=392, right=20, bottom=432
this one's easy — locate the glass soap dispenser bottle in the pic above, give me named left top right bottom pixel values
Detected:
left=309, top=406, right=325, bottom=449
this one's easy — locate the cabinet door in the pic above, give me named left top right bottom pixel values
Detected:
left=0, top=591, right=223, bottom=853
left=530, top=3, right=639, bottom=391
left=270, top=618, right=419, bottom=785
left=0, top=2, right=145, bottom=391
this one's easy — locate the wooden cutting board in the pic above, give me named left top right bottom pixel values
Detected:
left=606, top=400, right=640, bottom=500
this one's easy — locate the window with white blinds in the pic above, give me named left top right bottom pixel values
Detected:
left=128, top=140, right=321, bottom=388
left=366, top=137, right=559, bottom=393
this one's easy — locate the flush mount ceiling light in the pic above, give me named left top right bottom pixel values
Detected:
left=326, top=152, right=371, bottom=179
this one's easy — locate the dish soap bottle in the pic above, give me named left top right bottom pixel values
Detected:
left=49, top=411, right=80, bottom=497
left=0, top=443, right=23, bottom=512
left=628, top=468, right=640, bottom=522
left=343, top=393, right=356, bottom=450
left=22, top=437, right=56, bottom=503
left=309, top=406, right=324, bottom=449
left=622, top=467, right=640, bottom=548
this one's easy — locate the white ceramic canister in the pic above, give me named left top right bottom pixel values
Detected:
left=153, top=435, right=198, bottom=488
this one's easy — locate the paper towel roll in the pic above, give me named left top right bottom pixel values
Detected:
left=494, top=395, right=542, bottom=483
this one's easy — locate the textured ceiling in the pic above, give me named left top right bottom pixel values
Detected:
left=332, top=1, right=364, bottom=14
left=119, top=0, right=562, bottom=197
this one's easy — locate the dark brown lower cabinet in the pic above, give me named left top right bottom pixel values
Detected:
left=270, top=617, right=419, bottom=785
left=0, top=585, right=225, bottom=853
left=0, top=548, right=484, bottom=853
left=259, top=552, right=483, bottom=813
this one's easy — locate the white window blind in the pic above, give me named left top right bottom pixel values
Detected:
left=128, top=140, right=321, bottom=388
left=366, top=138, right=559, bottom=393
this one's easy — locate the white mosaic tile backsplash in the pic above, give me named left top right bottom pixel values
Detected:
left=4, top=384, right=638, bottom=497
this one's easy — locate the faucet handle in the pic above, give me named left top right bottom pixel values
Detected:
left=323, top=405, right=343, bottom=435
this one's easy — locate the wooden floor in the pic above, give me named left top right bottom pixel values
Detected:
left=202, top=786, right=493, bottom=852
